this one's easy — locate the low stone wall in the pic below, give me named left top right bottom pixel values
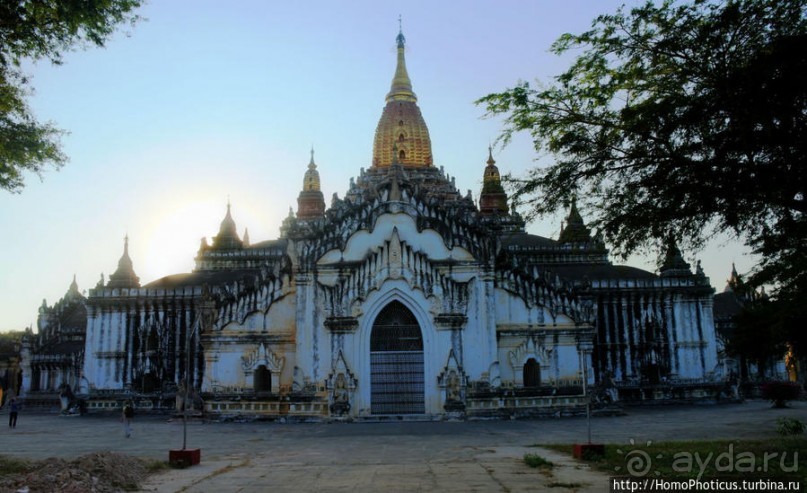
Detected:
left=466, top=393, right=588, bottom=419
left=616, top=382, right=724, bottom=404
left=205, top=399, right=328, bottom=420
left=83, top=395, right=177, bottom=414
left=16, top=392, right=61, bottom=412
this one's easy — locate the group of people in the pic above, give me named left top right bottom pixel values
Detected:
left=3, top=394, right=133, bottom=438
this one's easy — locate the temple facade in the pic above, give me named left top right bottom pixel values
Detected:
left=21, top=30, right=720, bottom=418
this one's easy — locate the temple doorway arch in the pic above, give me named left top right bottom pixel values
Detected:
left=370, top=300, right=424, bottom=414
left=254, top=365, right=271, bottom=394
left=523, top=358, right=541, bottom=388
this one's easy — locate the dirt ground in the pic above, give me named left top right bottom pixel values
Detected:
left=0, top=452, right=152, bottom=493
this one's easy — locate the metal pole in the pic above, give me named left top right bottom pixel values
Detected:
left=182, top=318, right=195, bottom=450
left=584, top=349, right=591, bottom=444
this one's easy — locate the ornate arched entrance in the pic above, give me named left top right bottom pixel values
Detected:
left=370, top=300, right=424, bottom=414
left=254, top=365, right=271, bottom=394
left=523, top=358, right=541, bottom=388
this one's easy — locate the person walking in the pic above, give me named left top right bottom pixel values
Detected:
left=122, top=401, right=134, bottom=438
left=9, top=397, right=19, bottom=428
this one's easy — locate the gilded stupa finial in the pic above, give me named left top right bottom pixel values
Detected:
left=297, top=149, right=325, bottom=219
left=372, top=25, right=433, bottom=168
left=479, top=147, right=508, bottom=216
left=397, top=15, right=405, bottom=48
left=303, top=148, right=321, bottom=191
left=386, top=19, right=416, bottom=103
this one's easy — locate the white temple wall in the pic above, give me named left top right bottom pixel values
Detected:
left=264, top=295, right=296, bottom=334
left=461, top=277, right=494, bottom=380
left=294, top=276, right=319, bottom=386
left=698, top=298, right=718, bottom=375
left=83, top=308, right=111, bottom=390
left=204, top=292, right=297, bottom=393
left=82, top=310, right=100, bottom=390
left=496, top=331, right=583, bottom=386
left=672, top=295, right=711, bottom=379
left=555, top=344, right=584, bottom=383
left=494, top=288, right=547, bottom=325
left=202, top=341, right=291, bottom=393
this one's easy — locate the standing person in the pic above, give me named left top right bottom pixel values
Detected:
left=9, top=397, right=19, bottom=428
left=122, top=401, right=134, bottom=438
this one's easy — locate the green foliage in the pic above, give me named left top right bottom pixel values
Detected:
left=524, top=453, right=554, bottom=468
left=777, top=417, right=806, bottom=437
left=0, top=0, right=143, bottom=193
left=143, top=459, right=170, bottom=473
left=727, top=300, right=788, bottom=377
left=478, top=0, right=807, bottom=361
left=0, top=455, right=31, bottom=476
left=581, top=447, right=604, bottom=461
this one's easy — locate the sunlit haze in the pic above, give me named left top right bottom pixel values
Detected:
left=0, top=1, right=753, bottom=331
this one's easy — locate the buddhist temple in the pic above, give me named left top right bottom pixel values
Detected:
left=20, top=29, right=721, bottom=418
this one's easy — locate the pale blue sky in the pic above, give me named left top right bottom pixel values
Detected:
left=0, top=1, right=750, bottom=331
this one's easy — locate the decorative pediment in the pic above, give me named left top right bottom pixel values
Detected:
left=437, top=349, right=465, bottom=387
left=437, top=349, right=467, bottom=412
left=241, top=342, right=284, bottom=372
left=508, top=338, right=552, bottom=371
left=326, top=350, right=357, bottom=391
left=299, top=169, right=496, bottom=267
left=326, top=350, right=358, bottom=417
left=316, top=226, right=471, bottom=320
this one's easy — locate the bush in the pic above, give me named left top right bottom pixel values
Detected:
left=760, top=381, right=802, bottom=408
left=776, top=417, right=805, bottom=437
left=524, top=454, right=553, bottom=468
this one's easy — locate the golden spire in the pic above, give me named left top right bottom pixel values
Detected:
left=297, top=149, right=326, bottom=219
left=303, top=147, right=321, bottom=191
left=372, top=24, right=433, bottom=168
left=479, top=147, right=509, bottom=215
left=386, top=19, right=417, bottom=103
left=483, top=146, right=502, bottom=186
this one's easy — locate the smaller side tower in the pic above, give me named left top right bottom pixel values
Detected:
left=106, top=235, right=140, bottom=289
left=296, top=149, right=326, bottom=220
left=211, top=201, right=243, bottom=251
left=478, top=147, right=509, bottom=216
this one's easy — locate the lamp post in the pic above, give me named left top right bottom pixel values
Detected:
left=580, top=341, right=592, bottom=444
left=182, top=315, right=200, bottom=450
left=573, top=339, right=603, bottom=459
left=170, top=315, right=202, bottom=467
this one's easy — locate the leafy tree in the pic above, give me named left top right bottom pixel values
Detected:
left=0, top=0, right=143, bottom=193
left=727, top=299, right=786, bottom=380
left=478, top=0, right=807, bottom=358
